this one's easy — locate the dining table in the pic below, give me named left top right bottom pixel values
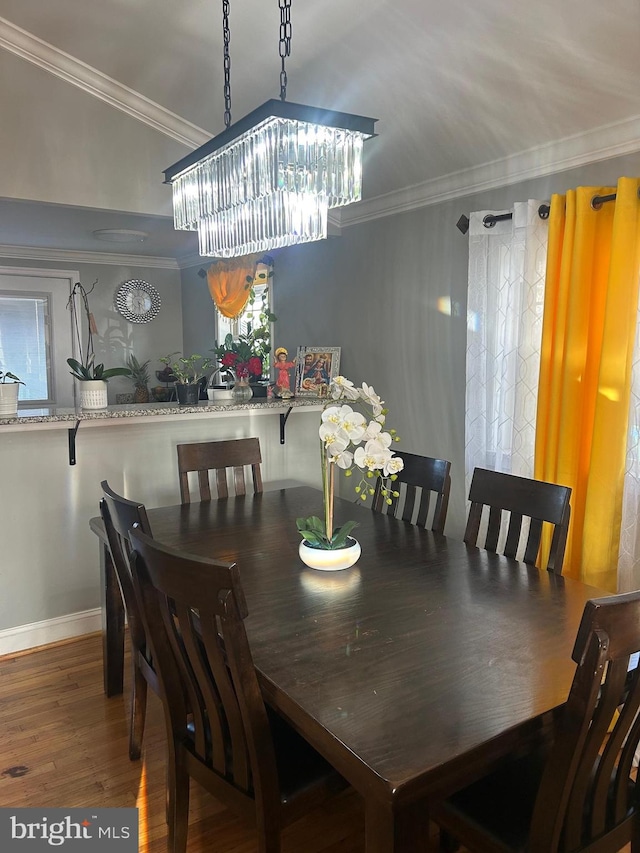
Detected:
left=90, top=485, right=606, bottom=853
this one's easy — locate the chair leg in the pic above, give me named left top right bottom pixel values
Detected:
left=440, top=829, right=460, bottom=853
left=128, top=662, right=148, bottom=760
left=167, top=746, right=190, bottom=853
left=256, top=826, right=281, bottom=853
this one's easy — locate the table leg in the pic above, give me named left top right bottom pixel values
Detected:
left=100, top=540, right=125, bottom=696
left=365, top=797, right=431, bottom=853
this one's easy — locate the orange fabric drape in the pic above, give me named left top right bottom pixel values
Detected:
left=207, top=256, right=258, bottom=319
left=534, top=178, right=640, bottom=591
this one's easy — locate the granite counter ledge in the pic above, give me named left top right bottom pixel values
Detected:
left=0, top=398, right=324, bottom=432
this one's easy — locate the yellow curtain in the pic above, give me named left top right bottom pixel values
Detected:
left=207, top=256, right=258, bottom=319
left=534, top=178, right=640, bottom=591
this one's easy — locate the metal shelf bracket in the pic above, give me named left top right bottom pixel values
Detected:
left=279, top=407, right=293, bottom=445
left=68, top=420, right=81, bottom=465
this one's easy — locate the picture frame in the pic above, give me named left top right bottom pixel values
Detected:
left=295, top=347, right=341, bottom=397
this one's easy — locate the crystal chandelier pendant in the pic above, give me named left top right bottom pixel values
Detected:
left=165, top=100, right=377, bottom=258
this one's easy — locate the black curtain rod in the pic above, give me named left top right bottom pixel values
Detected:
left=456, top=188, right=640, bottom=235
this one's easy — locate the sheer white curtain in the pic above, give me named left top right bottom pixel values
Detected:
left=618, top=290, right=640, bottom=592
left=465, top=200, right=549, bottom=492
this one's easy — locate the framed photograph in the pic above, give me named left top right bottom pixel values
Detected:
left=295, top=347, right=341, bottom=397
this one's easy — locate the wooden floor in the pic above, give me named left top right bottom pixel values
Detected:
left=0, top=633, right=367, bottom=852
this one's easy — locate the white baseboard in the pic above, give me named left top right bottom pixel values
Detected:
left=0, top=608, right=102, bottom=656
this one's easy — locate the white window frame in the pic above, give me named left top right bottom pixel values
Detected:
left=0, top=267, right=79, bottom=408
left=215, top=276, right=275, bottom=380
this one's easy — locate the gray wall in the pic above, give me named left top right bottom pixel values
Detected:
left=1, top=257, right=184, bottom=402
left=184, top=149, right=640, bottom=539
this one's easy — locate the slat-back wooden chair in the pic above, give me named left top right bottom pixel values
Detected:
left=128, top=528, right=348, bottom=853
left=177, top=437, right=263, bottom=503
left=432, top=589, right=640, bottom=853
left=99, top=480, right=157, bottom=760
left=372, top=451, right=452, bottom=533
left=464, top=468, right=571, bottom=574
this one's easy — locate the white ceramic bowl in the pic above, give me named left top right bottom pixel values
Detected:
left=207, top=388, right=234, bottom=402
left=298, top=538, right=361, bottom=571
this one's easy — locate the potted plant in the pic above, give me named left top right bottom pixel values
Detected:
left=67, top=281, right=131, bottom=409
left=126, top=354, right=151, bottom=403
left=296, top=376, right=404, bottom=570
left=159, top=353, right=215, bottom=405
left=213, top=334, right=266, bottom=403
left=0, top=370, right=25, bottom=417
left=67, top=355, right=132, bottom=409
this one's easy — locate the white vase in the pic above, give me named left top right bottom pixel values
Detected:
left=80, top=379, right=108, bottom=410
left=0, top=382, right=19, bottom=416
left=298, top=537, right=361, bottom=571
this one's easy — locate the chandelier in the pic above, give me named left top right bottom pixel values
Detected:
left=163, top=0, right=377, bottom=259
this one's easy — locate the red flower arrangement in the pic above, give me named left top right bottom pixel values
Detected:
left=219, top=351, right=263, bottom=379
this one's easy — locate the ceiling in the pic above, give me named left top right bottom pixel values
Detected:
left=0, top=0, right=639, bottom=263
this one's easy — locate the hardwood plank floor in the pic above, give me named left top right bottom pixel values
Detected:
left=0, top=633, right=366, bottom=852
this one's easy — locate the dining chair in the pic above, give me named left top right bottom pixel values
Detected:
left=464, top=467, right=572, bottom=574
left=371, top=451, right=452, bottom=533
left=128, top=527, right=348, bottom=853
left=99, top=480, right=158, bottom=760
left=176, top=436, right=263, bottom=503
left=432, top=588, right=640, bottom=853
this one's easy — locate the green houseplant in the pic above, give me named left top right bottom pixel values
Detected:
left=296, top=376, right=404, bottom=570
left=0, top=370, right=25, bottom=417
left=67, top=281, right=130, bottom=409
left=126, top=354, right=151, bottom=403
left=159, top=353, right=215, bottom=405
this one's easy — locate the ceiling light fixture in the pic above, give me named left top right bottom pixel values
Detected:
left=163, top=0, right=377, bottom=259
left=92, top=229, right=148, bottom=243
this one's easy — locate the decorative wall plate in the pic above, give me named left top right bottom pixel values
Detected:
left=114, top=279, right=161, bottom=323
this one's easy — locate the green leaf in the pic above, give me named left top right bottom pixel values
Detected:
left=101, top=367, right=133, bottom=380
left=331, top=520, right=359, bottom=549
left=300, top=530, right=323, bottom=546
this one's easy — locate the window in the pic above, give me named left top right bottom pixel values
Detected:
left=0, top=268, right=77, bottom=408
left=0, top=292, right=52, bottom=403
left=216, top=278, right=274, bottom=376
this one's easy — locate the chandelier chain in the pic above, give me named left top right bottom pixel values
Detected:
left=222, top=0, right=232, bottom=127
left=279, top=0, right=292, bottom=101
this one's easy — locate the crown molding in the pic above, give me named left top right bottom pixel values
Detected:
left=0, top=16, right=211, bottom=149
left=0, top=244, right=179, bottom=269
left=339, top=114, right=640, bottom=227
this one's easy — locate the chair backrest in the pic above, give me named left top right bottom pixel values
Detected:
left=177, top=437, right=263, bottom=503
left=128, top=527, right=280, bottom=815
left=99, top=480, right=153, bottom=655
left=372, top=451, right=452, bottom=533
left=529, top=589, right=640, bottom=852
left=464, top=467, right=571, bottom=573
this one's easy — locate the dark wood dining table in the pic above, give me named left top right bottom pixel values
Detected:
left=90, top=485, right=606, bottom=853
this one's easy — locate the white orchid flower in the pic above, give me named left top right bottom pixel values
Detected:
left=362, top=420, right=383, bottom=441
left=383, top=455, right=405, bottom=476
left=331, top=376, right=359, bottom=401
left=340, top=410, right=367, bottom=443
left=359, top=382, right=384, bottom=417
left=319, top=423, right=349, bottom=446
left=329, top=446, right=354, bottom=469
left=377, top=431, right=393, bottom=448
left=354, top=438, right=389, bottom=472
left=321, top=405, right=347, bottom=425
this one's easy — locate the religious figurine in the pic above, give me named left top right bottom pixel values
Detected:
left=274, top=347, right=295, bottom=397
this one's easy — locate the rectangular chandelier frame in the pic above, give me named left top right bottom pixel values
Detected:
left=164, top=99, right=378, bottom=258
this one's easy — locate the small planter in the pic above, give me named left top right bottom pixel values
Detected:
left=207, top=386, right=234, bottom=403
left=0, top=382, right=20, bottom=416
left=79, top=379, right=108, bottom=410
left=176, top=383, right=200, bottom=406
left=298, top=537, right=361, bottom=571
